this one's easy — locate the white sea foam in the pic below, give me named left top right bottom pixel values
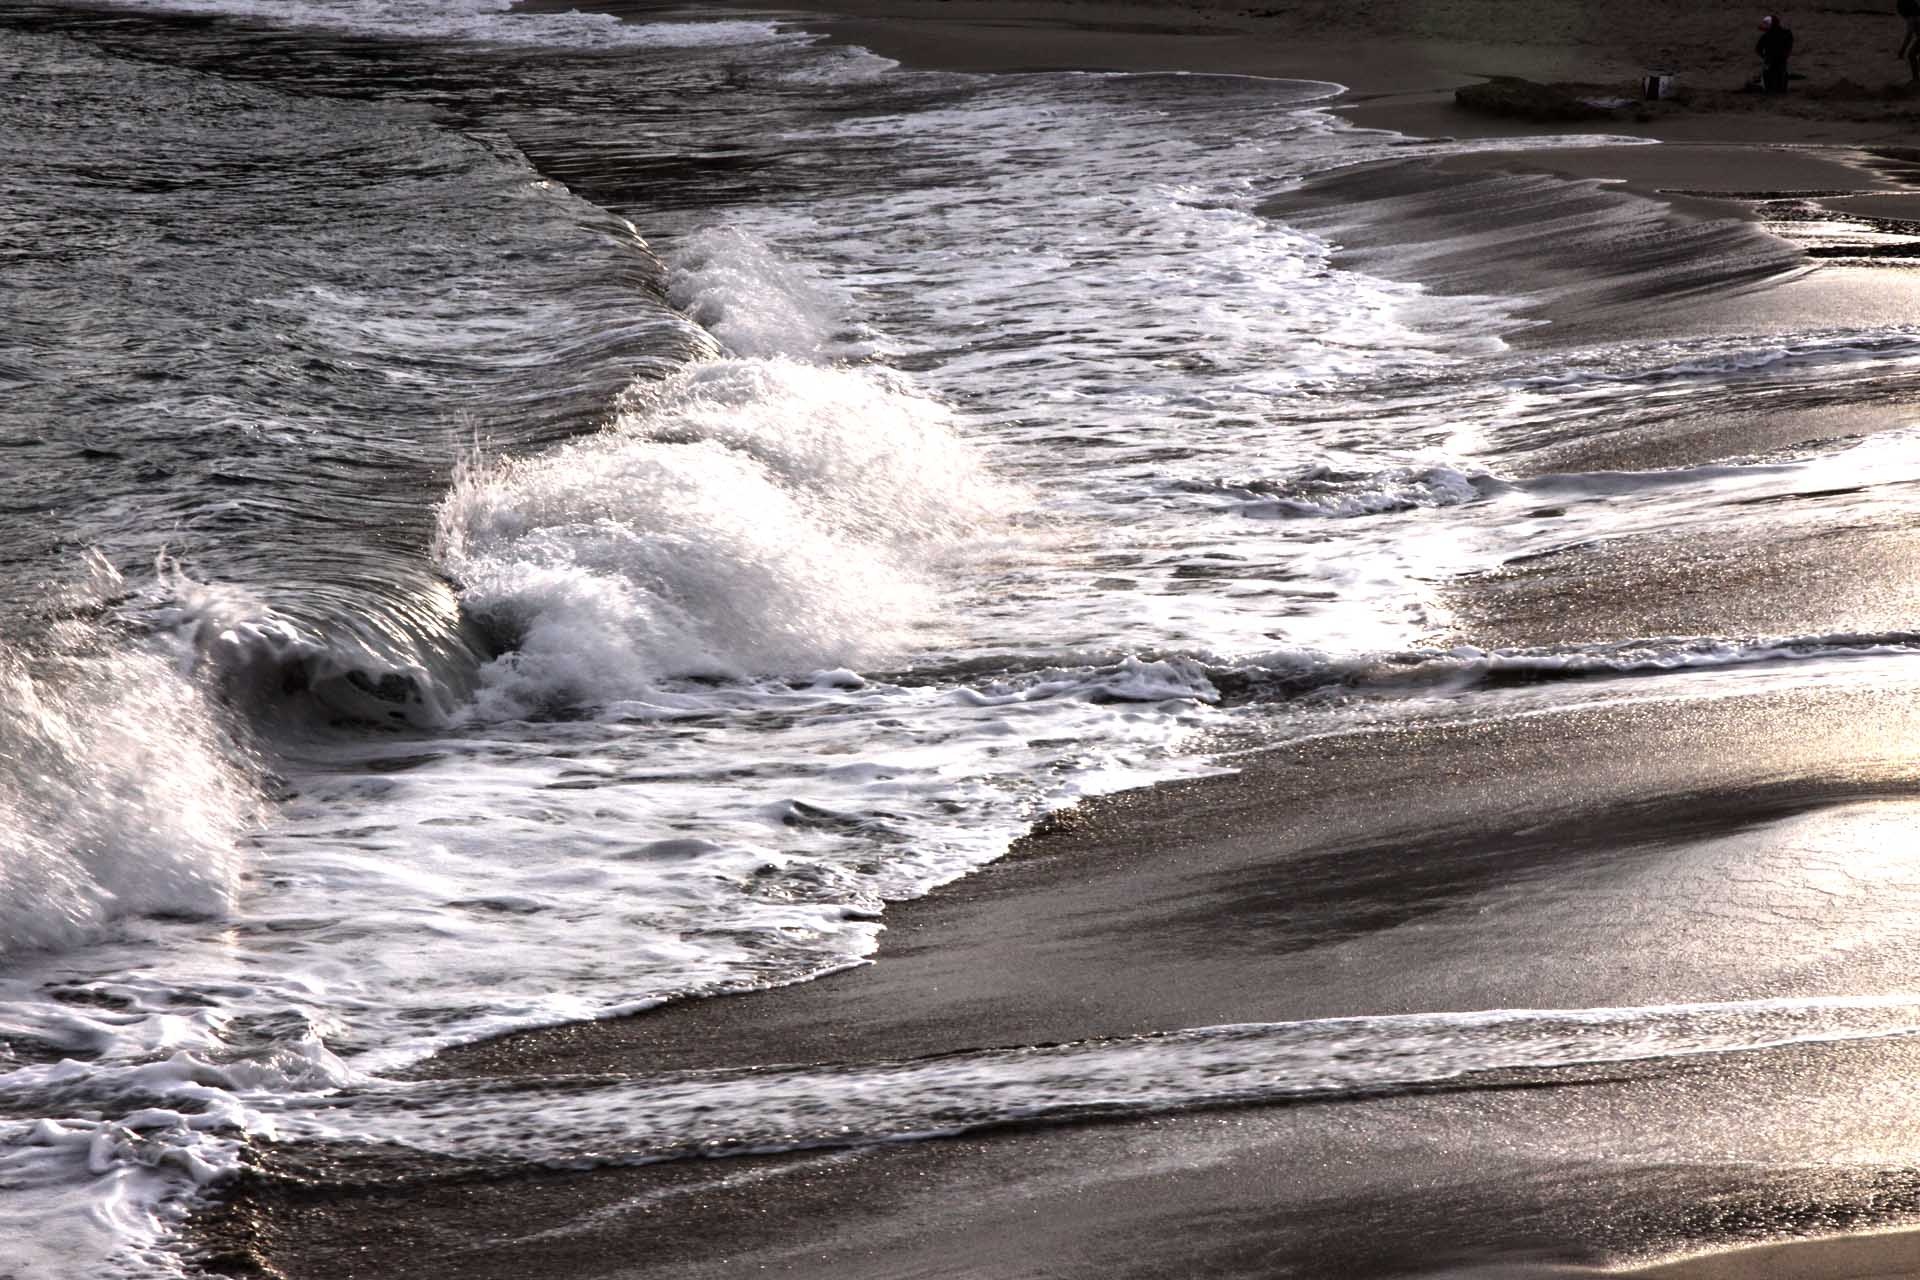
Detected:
left=1281, top=631, right=1920, bottom=701
left=436, top=356, right=1010, bottom=714
left=768, top=43, right=902, bottom=85
left=90, top=0, right=804, bottom=49
left=1191, top=463, right=1490, bottom=520
left=0, top=1038, right=354, bottom=1279
left=0, top=566, right=262, bottom=1272
left=631, top=102, right=1525, bottom=661
left=1505, top=328, right=1920, bottom=390
left=1102, top=632, right=1920, bottom=737
left=1462, top=422, right=1920, bottom=579
left=0, top=570, right=254, bottom=957
left=668, top=226, right=884, bottom=362
left=274, top=994, right=1920, bottom=1168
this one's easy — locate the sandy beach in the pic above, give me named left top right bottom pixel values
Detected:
left=189, top=3, right=1920, bottom=1278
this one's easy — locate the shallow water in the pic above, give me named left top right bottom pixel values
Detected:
left=6, top=2, right=1920, bottom=1273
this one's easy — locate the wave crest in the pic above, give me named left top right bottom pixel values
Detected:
left=0, top=593, right=256, bottom=953
left=434, top=358, right=1012, bottom=715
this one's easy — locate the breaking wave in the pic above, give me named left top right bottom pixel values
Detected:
left=0, top=561, right=257, bottom=955
left=434, top=357, right=1013, bottom=717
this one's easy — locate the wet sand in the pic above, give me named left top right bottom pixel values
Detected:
left=213, top=4, right=1920, bottom=1278
left=226, top=1036, right=1920, bottom=1279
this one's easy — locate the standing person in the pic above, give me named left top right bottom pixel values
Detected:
left=1757, top=14, right=1794, bottom=93
left=1900, top=0, right=1920, bottom=81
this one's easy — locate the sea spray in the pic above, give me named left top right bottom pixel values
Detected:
left=0, top=561, right=256, bottom=956
left=434, top=356, right=1013, bottom=715
left=668, top=224, right=884, bottom=362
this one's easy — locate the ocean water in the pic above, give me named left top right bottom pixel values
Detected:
left=7, top=3, right=1920, bottom=1273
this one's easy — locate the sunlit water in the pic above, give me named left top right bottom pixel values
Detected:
left=6, top=2, right=1920, bottom=1273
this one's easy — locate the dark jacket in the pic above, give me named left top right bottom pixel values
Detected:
left=1758, top=24, right=1794, bottom=64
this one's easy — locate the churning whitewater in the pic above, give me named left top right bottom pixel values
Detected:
left=9, top=1, right=1920, bottom=1275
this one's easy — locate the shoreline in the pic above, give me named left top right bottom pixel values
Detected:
left=216, top=4, right=1920, bottom=1278
left=527, top=0, right=1920, bottom=142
